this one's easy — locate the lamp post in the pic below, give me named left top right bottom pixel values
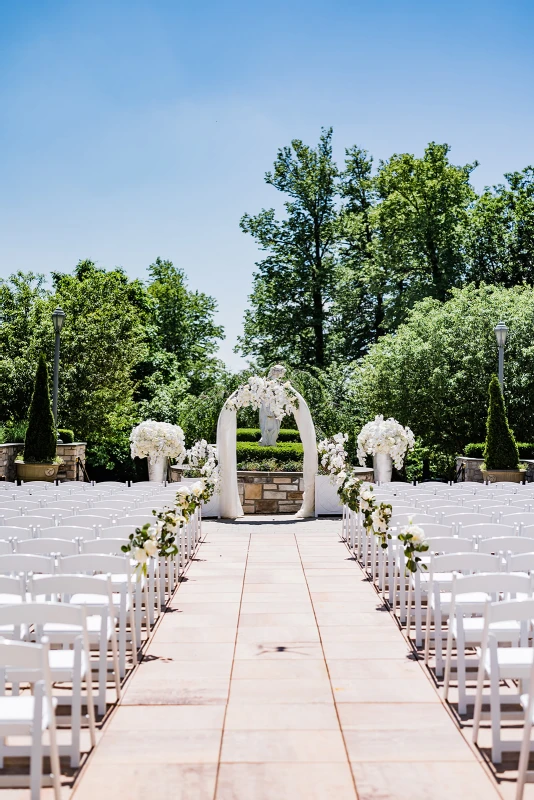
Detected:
left=494, top=321, right=508, bottom=390
left=51, top=307, right=66, bottom=426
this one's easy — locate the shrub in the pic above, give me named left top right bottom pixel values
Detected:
left=237, top=458, right=303, bottom=472
left=466, top=442, right=534, bottom=460
left=236, top=442, right=303, bottom=463
left=483, top=375, right=519, bottom=470
left=58, top=429, right=75, bottom=443
left=24, top=354, right=57, bottom=463
left=0, top=420, right=28, bottom=444
left=236, top=428, right=301, bottom=442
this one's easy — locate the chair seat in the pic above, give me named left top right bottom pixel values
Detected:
left=0, top=623, right=29, bottom=638
left=0, top=695, right=56, bottom=731
left=481, top=646, right=534, bottom=679
left=44, top=615, right=114, bottom=638
left=451, top=616, right=520, bottom=643
left=430, top=591, right=488, bottom=611
left=71, top=592, right=130, bottom=611
left=0, top=594, right=22, bottom=604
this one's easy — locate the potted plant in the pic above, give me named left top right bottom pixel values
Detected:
left=481, top=375, right=525, bottom=483
left=16, top=354, right=60, bottom=482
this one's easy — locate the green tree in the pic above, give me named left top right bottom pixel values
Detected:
left=24, top=354, right=56, bottom=463
left=483, top=375, right=519, bottom=470
left=237, top=128, right=340, bottom=368
left=352, top=284, right=534, bottom=457
left=374, top=142, right=477, bottom=327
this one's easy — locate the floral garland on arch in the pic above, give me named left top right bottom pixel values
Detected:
left=224, top=375, right=299, bottom=418
left=357, top=415, right=415, bottom=470
left=130, top=420, right=186, bottom=463
left=318, top=432, right=427, bottom=573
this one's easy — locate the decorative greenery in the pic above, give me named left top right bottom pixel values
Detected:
left=236, top=442, right=303, bottom=463
left=465, top=441, right=534, bottom=460
left=483, top=375, right=520, bottom=470
left=237, top=459, right=303, bottom=472
left=121, top=521, right=178, bottom=579
left=58, top=428, right=75, bottom=443
left=236, top=428, right=301, bottom=442
left=23, top=354, right=57, bottom=464
left=398, top=521, right=429, bottom=573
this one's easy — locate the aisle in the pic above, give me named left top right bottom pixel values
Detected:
left=72, top=518, right=500, bottom=800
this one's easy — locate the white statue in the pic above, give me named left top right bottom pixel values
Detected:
left=259, top=365, right=286, bottom=446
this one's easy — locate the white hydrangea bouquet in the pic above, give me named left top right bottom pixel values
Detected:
left=130, top=420, right=186, bottom=463
left=357, top=415, right=415, bottom=470
left=317, top=433, right=348, bottom=482
left=225, top=375, right=298, bottom=419
left=398, top=518, right=428, bottom=573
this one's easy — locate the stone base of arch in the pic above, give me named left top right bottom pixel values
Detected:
left=238, top=470, right=303, bottom=514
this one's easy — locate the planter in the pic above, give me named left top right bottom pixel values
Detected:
left=147, top=454, right=168, bottom=483
left=181, top=477, right=220, bottom=518
left=373, top=453, right=393, bottom=484
left=16, top=461, right=59, bottom=483
left=481, top=468, right=526, bottom=484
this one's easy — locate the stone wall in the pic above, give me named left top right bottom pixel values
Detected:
left=238, top=471, right=304, bottom=514
left=0, top=442, right=87, bottom=483
left=0, top=444, right=21, bottom=482
left=456, top=456, right=534, bottom=483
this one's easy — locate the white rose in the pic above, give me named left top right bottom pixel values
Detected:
left=176, top=485, right=191, bottom=497
left=144, top=539, right=158, bottom=557
left=191, top=481, right=203, bottom=497
left=134, top=547, right=148, bottom=564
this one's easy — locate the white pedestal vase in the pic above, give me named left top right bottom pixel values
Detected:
left=314, top=474, right=343, bottom=516
left=147, top=454, right=168, bottom=483
left=373, top=453, right=393, bottom=484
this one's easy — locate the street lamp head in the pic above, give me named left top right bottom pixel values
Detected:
left=494, top=321, right=508, bottom=348
left=52, top=307, right=66, bottom=334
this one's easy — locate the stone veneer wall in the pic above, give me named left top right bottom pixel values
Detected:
left=238, top=471, right=304, bottom=514
left=455, top=456, right=534, bottom=483
left=0, top=442, right=87, bottom=483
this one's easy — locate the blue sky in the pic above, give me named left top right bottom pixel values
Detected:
left=0, top=0, right=533, bottom=369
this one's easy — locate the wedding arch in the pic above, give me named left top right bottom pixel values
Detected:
left=216, top=371, right=317, bottom=518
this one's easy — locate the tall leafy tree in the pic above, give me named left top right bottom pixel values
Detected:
left=237, top=128, right=340, bottom=368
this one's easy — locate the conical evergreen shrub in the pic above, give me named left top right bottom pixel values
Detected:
left=24, top=354, right=57, bottom=463
left=483, top=375, right=519, bottom=470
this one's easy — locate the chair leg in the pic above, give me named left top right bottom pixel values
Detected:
left=30, top=690, right=44, bottom=800
left=70, top=670, right=81, bottom=768
left=457, top=643, right=467, bottom=715
left=472, top=659, right=486, bottom=743
left=48, top=705, right=62, bottom=800
left=490, top=669, right=503, bottom=762
left=84, top=663, right=97, bottom=748
left=110, top=630, right=122, bottom=703
left=443, top=630, right=454, bottom=702
left=98, top=642, right=107, bottom=716
left=516, top=711, right=533, bottom=800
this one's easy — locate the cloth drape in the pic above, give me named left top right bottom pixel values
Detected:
left=216, top=385, right=317, bottom=519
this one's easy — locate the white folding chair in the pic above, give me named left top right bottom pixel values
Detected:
left=478, top=537, right=534, bottom=555
left=0, top=554, right=55, bottom=577
left=39, top=525, right=96, bottom=541
left=0, top=603, right=97, bottom=767
left=17, top=538, right=79, bottom=556
left=0, top=639, right=61, bottom=799
left=444, top=572, right=533, bottom=714
left=473, top=598, right=534, bottom=762
left=29, top=574, right=121, bottom=716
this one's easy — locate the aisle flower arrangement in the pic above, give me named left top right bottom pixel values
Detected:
left=181, top=439, right=220, bottom=502
left=121, top=520, right=179, bottom=578
left=225, top=375, right=298, bottom=419
left=357, top=415, right=415, bottom=469
left=317, top=433, right=348, bottom=480
left=398, top=519, right=429, bottom=572
left=130, top=420, right=186, bottom=463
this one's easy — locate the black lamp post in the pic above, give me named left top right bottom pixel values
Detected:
left=494, top=321, right=508, bottom=390
left=51, top=307, right=66, bottom=426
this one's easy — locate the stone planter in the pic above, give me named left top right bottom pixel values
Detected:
left=315, top=468, right=374, bottom=516
left=481, top=468, right=526, bottom=484
left=456, top=457, right=534, bottom=483
left=16, top=462, right=59, bottom=482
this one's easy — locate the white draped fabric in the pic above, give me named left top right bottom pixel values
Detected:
left=216, top=387, right=317, bottom=518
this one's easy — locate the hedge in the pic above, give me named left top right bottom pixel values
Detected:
left=236, top=442, right=304, bottom=462
left=236, top=428, right=301, bottom=443
left=58, top=429, right=75, bottom=443
left=465, top=442, right=534, bottom=460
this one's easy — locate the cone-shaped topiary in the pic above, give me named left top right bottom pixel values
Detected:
left=483, top=375, right=519, bottom=470
left=24, top=354, right=57, bottom=463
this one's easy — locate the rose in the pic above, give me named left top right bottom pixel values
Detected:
left=191, top=481, right=203, bottom=497
left=144, top=539, right=158, bottom=557
left=371, top=508, right=388, bottom=533
left=134, top=547, right=148, bottom=564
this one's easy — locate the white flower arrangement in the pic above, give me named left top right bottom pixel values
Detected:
left=317, top=433, right=348, bottom=481
left=130, top=420, right=186, bottom=463
left=225, top=376, right=298, bottom=420
left=357, top=415, right=415, bottom=470
left=398, top=518, right=429, bottom=573
left=181, top=439, right=220, bottom=500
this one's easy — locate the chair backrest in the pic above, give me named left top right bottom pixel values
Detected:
left=0, top=553, right=55, bottom=575
left=460, top=522, right=516, bottom=539
left=39, top=525, right=95, bottom=541
left=390, top=513, right=437, bottom=527
left=415, top=523, right=455, bottom=538
left=42, top=499, right=90, bottom=510
left=23, top=508, right=62, bottom=519
left=59, top=515, right=107, bottom=529
left=0, top=540, right=13, bottom=555
left=507, top=552, right=534, bottom=573
left=430, top=551, right=502, bottom=577
left=0, top=600, right=86, bottom=629
left=0, top=508, right=23, bottom=520
left=485, top=597, right=534, bottom=626
left=58, top=553, right=131, bottom=576
left=0, top=500, right=42, bottom=510
left=9, top=516, right=54, bottom=529
left=442, top=512, right=493, bottom=525
left=17, top=538, right=79, bottom=556
left=29, top=573, right=114, bottom=604
left=433, top=506, right=475, bottom=517
left=520, top=524, right=534, bottom=539
left=120, top=515, right=159, bottom=528
left=91, top=500, right=134, bottom=511
left=499, top=512, right=534, bottom=526
left=478, top=537, right=534, bottom=555
left=100, top=525, right=135, bottom=539
left=0, top=574, right=25, bottom=600
left=2, top=526, right=33, bottom=541
left=0, top=638, right=48, bottom=671
left=81, top=538, right=126, bottom=555
left=426, top=536, right=474, bottom=554
left=451, top=571, right=534, bottom=600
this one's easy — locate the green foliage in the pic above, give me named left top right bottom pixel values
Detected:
left=236, top=442, right=303, bottom=463
left=58, top=429, right=75, bottom=443
left=24, top=354, right=56, bottom=463
left=237, top=459, right=303, bottom=472
left=0, top=420, right=28, bottom=443
left=465, top=442, right=534, bottom=459
left=483, top=375, right=520, bottom=470
left=403, top=439, right=457, bottom=482
left=236, top=428, right=301, bottom=442
left=353, top=284, right=534, bottom=456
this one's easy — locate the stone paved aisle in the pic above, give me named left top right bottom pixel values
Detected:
left=71, top=518, right=502, bottom=800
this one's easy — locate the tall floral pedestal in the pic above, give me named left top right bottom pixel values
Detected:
left=148, top=454, right=168, bottom=483
left=373, top=453, right=393, bottom=484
